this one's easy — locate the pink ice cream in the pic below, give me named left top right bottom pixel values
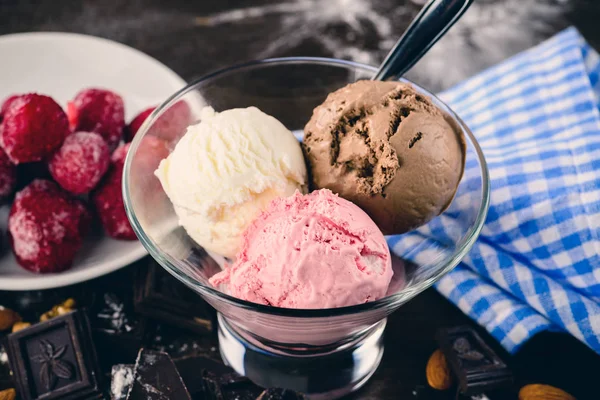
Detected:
left=209, top=189, right=393, bottom=309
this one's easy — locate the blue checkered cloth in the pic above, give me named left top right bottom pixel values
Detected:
left=388, top=27, right=600, bottom=354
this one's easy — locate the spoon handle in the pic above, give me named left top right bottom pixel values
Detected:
left=373, top=0, right=474, bottom=81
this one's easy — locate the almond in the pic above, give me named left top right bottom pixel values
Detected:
left=39, top=310, right=55, bottom=322
left=12, top=321, right=31, bottom=333
left=426, top=349, right=453, bottom=390
left=0, top=307, right=21, bottom=331
left=62, top=298, right=76, bottom=309
left=519, top=384, right=575, bottom=400
left=0, top=388, right=16, bottom=400
left=40, top=298, right=76, bottom=322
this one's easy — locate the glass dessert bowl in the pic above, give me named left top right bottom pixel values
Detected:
left=123, top=58, right=490, bottom=399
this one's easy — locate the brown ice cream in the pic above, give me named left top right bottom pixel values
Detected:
left=302, top=80, right=466, bottom=234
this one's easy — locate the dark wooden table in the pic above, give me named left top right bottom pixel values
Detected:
left=1, top=1, right=600, bottom=399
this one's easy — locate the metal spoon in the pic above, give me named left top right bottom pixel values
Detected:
left=373, top=0, right=474, bottom=81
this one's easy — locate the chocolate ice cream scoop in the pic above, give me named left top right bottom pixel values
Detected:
left=302, top=80, right=465, bottom=234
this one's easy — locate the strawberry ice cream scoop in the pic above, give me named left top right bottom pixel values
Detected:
left=209, top=189, right=393, bottom=309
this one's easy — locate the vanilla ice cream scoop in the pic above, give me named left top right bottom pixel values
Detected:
left=155, top=106, right=307, bottom=258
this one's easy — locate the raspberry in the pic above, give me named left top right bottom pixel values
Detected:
left=8, top=179, right=91, bottom=273
left=125, top=107, right=155, bottom=142
left=111, top=142, right=130, bottom=165
left=127, top=136, right=171, bottom=218
left=110, top=138, right=168, bottom=210
left=0, top=94, right=70, bottom=164
left=49, top=132, right=110, bottom=195
left=138, top=136, right=170, bottom=164
left=147, top=101, right=191, bottom=143
left=0, top=147, right=16, bottom=201
left=92, top=161, right=136, bottom=240
left=66, top=101, right=79, bottom=132
left=0, top=95, right=21, bottom=120
left=69, top=88, right=125, bottom=148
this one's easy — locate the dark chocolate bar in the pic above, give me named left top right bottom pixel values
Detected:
left=127, top=349, right=191, bottom=400
left=175, top=355, right=306, bottom=400
left=174, top=354, right=235, bottom=396
left=437, top=326, right=513, bottom=395
left=111, top=364, right=134, bottom=400
left=134, top=260, right=215, bottom=334
left=4, top=310, right=102, bottom=400
left=201, top=370, right=263, bottom=400
left=256, top=388, right=307, bottom=399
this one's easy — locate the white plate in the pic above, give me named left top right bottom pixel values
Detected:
left=0, top=32, right=187, bottom=290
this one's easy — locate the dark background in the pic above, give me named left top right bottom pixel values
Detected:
left=1, top=0, right=600, bottom=399
left=2, top=0, right=600, bottom=93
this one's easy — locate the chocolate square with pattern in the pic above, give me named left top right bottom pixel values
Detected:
left=4, top=310, right=102, bottom=400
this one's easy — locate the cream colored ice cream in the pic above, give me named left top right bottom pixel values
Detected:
left=155, top=106, right=307, bottom=258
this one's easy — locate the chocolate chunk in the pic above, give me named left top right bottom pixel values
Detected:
left=437, top=326, right=513, bottom=395
left=257, top=388, right=306, bottom=399
left=111, top=364, right=134, bottom=400
left=174, top=355, right=234, bottom=396
left=134, top=260, right=215, bottom=334
left=127, top=349, right=191, bottom=400
left=191, top=357, right=304, bottom=400
left=4, top=310, right=102, bottom=400
left=201, top=370, right=263, bottom=400
left=90, top=292, right=147, bottom=368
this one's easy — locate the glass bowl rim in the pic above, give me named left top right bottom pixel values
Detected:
left=123, top=56, right=491, bottom=318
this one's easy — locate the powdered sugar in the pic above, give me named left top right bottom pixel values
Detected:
left=111, top=364, right=135, bottom=400
left=9, top=209, right=41, bottom=261
left=0, top=94, right=70, bottom=163
left=195, top=0, right=570, bottom=91
left=111, top=143, right=130, bottom=165
left=195, top=0, right=392, bottom=67
left=411, top=0, right=570, bottom=89
left=0, top=348, right=7, bottom=365
left=48, top=210, right=70, bottom=241
left=49, top=131, right=110, bottom=195
left=8, top=180, right=91, bottom=273
left=71, top=88, right=125, bottom=148
left=95, top=293, right=136, bottom=334
left=0, top=95, right=21, bottom=118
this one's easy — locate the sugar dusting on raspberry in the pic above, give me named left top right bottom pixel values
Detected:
left=0, top=94, right=70, bottom=164
left=70, top=88, right=125, bottom=149
left=9, top=208, right=42, bottom=261
left=49, top=131, right=110, bottom=194
left=9, top=179, right=91, bottom=273
left=0, top=95, right=21, bottom=120
left=126, top=107, right=155, bottom=142
left=111, top=142, right=130, bottom=165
